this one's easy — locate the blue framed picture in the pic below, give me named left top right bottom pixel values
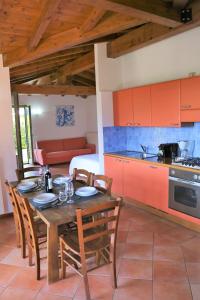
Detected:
left=56, top=105, right=75, bottom=127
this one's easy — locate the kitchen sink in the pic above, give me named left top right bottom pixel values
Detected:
left=113, top=151, right=158, bottom=159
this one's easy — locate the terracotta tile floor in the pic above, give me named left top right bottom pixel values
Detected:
left=0, top=204, right=200, bottom=300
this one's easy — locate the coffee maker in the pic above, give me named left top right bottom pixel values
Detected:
left=158, top=143, right=179, bottom=159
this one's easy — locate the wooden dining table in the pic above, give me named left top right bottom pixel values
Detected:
left=11, top=176, right=112, bottom=284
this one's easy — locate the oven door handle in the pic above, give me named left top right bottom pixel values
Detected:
left=169, top=176, right=200, bottom=187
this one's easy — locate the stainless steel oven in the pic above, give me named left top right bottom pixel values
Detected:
left=169, top=168, right=200, bottom=219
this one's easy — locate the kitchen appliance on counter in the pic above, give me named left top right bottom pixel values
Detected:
left=158, top=143, right=178, bottom=159
left=169, top=168, right=200, bottom=218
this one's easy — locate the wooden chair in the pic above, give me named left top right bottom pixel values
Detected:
left=13, top=188, right=47, bottom=280
left=72, top=168, right=92, bottom=185
left=90, top=174, right=113, bottom=196
left=15, top=166, right=42, bottom=181
left=59, top=198, right=122, bottom=300
left=4, top=181, right=26, bottom=258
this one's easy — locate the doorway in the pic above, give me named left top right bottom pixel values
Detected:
left=12, top=105, right=33, bottom=166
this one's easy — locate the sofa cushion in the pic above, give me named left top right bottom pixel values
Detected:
left=37, top=139, right=64, bottom=152
left=63, top=137, right=86, bottom=150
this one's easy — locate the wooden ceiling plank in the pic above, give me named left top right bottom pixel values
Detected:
left=173, top=0, right=189, bottom=8
left=56, top=51, right=94, bottom=78
left=107, top=23, right=170, bottom=58
left=80, top=8, right=106, bottom=33
left=29, top=0, right=62, bottom=50
left=79, top=0, right=181, bottom=27
left=3, top=15, right=144, bottom=67
left=11, top=84, right=96, bottom=95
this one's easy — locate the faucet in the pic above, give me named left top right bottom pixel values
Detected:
left=140, top=144, right=147, bottom=153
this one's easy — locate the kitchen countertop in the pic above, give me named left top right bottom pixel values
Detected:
left=104, top=151, right=200, bottom=173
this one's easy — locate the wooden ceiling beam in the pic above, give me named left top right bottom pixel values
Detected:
left=78, top=71, right=95, bottom=82
left=11, top=71, right=54, bottom=84
left=29, top=0, right=62, bottom=50
left=10, top=56, right=76, bottom=77
left=72, top=75, right=95, bottom=87
left=107, top=23, right=170, bottom=58
left=107, top=1, right=200, bottom=59
left=11, top=84, right=96, bottom=95
left=30, top=45, right=93, bottom=62
left=80, top=8, right=106, bottom=33
left=79, top=0, right=181, bottom=27
left=56, top=51, right=94, bottom=78
left=3, top=14, right=144, bottom=67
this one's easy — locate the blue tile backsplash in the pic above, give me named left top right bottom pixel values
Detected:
left=104, top=123, right=200, bottom=156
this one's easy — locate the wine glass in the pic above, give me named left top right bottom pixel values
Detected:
left=65, top=181, right=74, bottom=204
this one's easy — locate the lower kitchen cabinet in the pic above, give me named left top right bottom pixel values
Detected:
left=104, top=156, right=169, bottom=212
left=143, top=164, right=169, bottom=211
left=104, top=155, right=124, bottom=196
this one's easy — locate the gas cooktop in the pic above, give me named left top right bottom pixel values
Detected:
left=172, top=157, right=200, bottom=169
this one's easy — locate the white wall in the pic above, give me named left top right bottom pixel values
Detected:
left=94, top=43, right=120, bottom=172
left=119, top=27, right=200, bottom=89
left=0, top=57, right=17, bottom=214
left=19, top=94, right=97, bottom=148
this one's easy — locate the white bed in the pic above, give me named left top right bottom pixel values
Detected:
left=69, top=154, right=100, bottom=175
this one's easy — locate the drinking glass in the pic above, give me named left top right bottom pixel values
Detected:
left=59, top=191, right=67, bottom=203
left=65, top=181, right=74, bottom=204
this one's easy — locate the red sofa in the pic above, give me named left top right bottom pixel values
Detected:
left=34, top=137, right=96, bottom=166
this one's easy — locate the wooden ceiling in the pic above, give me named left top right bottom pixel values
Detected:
left=1, top=0, right=200, bottom=95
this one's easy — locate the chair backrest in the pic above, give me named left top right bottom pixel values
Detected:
left=16, top=166, right=42, bottom=181
left=13, top=188, right=38, bottom=253
left=4, top=181, right=23, bottom=232
left=73, top=168, right=92, bottom=185
left=76, top=198, right=122, bottom=255
left=91, top=174, right=112, bottom=196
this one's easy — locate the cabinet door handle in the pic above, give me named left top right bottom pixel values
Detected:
left=181, top=104, right=192, bottom=109
left=171, top=123, right=179, bottom=126
left=149, top=165, right=157, bottom=169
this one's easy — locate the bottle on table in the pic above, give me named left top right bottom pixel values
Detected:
left=45, top=166, right=53, bottom=193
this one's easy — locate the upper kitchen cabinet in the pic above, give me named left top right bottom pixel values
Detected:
left=180, top=76, right=200, bottom=122
left=133, top=86, right=151, bottom=126
left=113, top=89, right=133, bottom=126
left=181, top=76, right=200, bottom=109
left=151, top=80, right=181, bottom=127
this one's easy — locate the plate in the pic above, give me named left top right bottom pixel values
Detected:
left=53, top=176, right=71, bottom=185
left=75, top=186, right=98, bottom=197
left=17, top=181, right=37, bottom=191
left=33, top=193, right=57, bottom=204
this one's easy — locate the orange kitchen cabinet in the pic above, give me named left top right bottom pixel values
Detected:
left=123, top=160, right=168, bottom=211
left=180, top=76, right=200, bottom=122
left=143, top=164, right=169, bottom=211
left=104, top=155, right=123, bottom=196
left=133, top=86, right=151, bottom=126
left=113, top=89, right=134, bottom=126
left=181, top=76, right=200, bottom=110
left=151, top=80, right=180, bottom=127
left=123, top=159, right=147, bottom=203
